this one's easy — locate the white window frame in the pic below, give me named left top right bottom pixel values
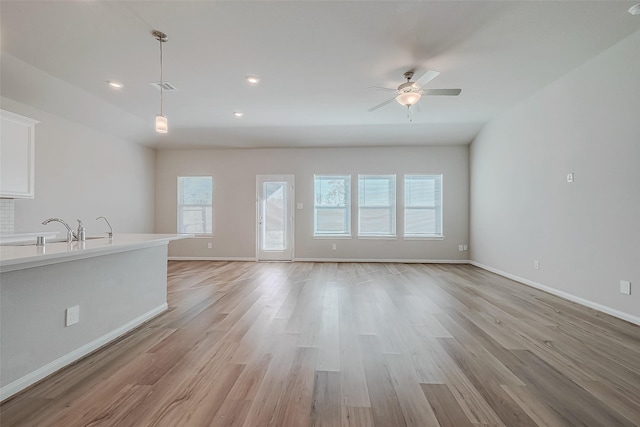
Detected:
left=403, top=174, right=443, bottom=238
left=177, top=176, right=213, bottom=236
left=313, top=174, right=351, bottom=237
left=358, top=174, right=396, bottom=238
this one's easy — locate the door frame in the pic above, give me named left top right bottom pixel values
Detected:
left=255, top=174, right=295, bottom=261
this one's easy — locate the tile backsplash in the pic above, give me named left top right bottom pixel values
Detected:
left=0, top=199, right=15, bottom=234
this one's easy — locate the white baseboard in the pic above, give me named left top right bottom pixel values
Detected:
left=169, top=257, right=469, bottom=264
left=0, top=303, right=168, bottom=402
left=168, top=256, right=256, bottom=261
left=470, top=261, right=640, bottom=327
left=294, top=258, right=470, bottom=264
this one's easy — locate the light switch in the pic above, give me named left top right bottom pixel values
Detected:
left=297, top=203, right=303, bottom=210
left=566, top=173, right=574, bottom=183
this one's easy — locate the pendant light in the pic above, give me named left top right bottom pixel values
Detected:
left=153, top=30, right=168, bottom=134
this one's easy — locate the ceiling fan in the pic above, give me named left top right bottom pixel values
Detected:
left=368, top=70, right=461, bottom=114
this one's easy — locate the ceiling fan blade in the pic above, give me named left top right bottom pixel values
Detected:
left=423, top=88, right=462, bottom=96
left=368, top=97, right=397, bottom=112
left=414, top=69, right=440, bottom=87
left=368, top=86, right=397, bottom=92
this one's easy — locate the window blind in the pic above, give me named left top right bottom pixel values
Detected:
left=358, top=174, right=396, bottom=236
left=404, top=174, right=442, bottom=237
left=177, top=176, right=213, bottom=235
left=314, top=175, right=351, bottom=236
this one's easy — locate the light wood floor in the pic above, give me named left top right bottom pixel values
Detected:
left=1, top=262, right=640, bottom=426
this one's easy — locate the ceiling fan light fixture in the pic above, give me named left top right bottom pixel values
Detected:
left=246, top=75, right=260, bottom=85
left=396, top=92, right=421, bottom=106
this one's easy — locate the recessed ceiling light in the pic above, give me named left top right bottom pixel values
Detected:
left=233, top=112, right=244, bottom=117
left=246, top=75, right=260, bottom=85
left=107, top=81, right=124, bottom=89
left=629, top=3, right=640, bottom=15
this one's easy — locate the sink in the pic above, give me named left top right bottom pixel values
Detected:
left=2, top=236, right=106, bottom=246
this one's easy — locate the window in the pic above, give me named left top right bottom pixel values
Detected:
left=404, top=174, right=442, bottom=237
left=358, top=174, right=396, bottom=237
left=314, top=175, right=351, bottom=236
left=177, top=176, right=212, bottom=235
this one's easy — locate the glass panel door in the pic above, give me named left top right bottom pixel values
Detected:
left=257, top=175, right=294, bottom=260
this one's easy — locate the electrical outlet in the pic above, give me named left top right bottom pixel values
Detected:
left=66, top=305, right=80, bottom=327
left=458, top=245, right=464, bottom=252
left=534, top=260, right=540, bottom=270
left=332, top=243, right=337, bottom=251
left=463, top=244, right=468, bottom=251
left=207, top=242, right=213, bottom=249
left=620, top=280, right=631, bottom=295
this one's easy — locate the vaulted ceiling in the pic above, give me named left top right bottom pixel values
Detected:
left=1, top=1, right=638, bottom=148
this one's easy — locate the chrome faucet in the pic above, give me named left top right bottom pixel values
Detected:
left=96, top=216, right=113, bottom=238
left=42, top=218, right=86, bottom=242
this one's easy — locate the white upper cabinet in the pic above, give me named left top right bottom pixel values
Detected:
left=0, top=110, right=39, bottom=199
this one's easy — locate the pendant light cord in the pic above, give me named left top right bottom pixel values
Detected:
left=159, top=37, right=163, bottom=116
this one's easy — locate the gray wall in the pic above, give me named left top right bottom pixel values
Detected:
left=156, top=146, right=469, bottom=261
left=470, top=31, right=640, bottom=321
left=1, top=245, right=168, bottom=387
left=0, top=97, right=156, bottom=236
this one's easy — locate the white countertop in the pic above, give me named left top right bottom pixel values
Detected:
left=0, top=231, right=59, bottom=244
left=0, top=233, right=193, bottom=272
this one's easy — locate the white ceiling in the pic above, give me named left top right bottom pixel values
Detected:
left=1, top=1, right=638, bottom=149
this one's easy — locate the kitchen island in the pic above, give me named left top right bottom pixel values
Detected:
left=0, top=233, right=192, bottom=401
